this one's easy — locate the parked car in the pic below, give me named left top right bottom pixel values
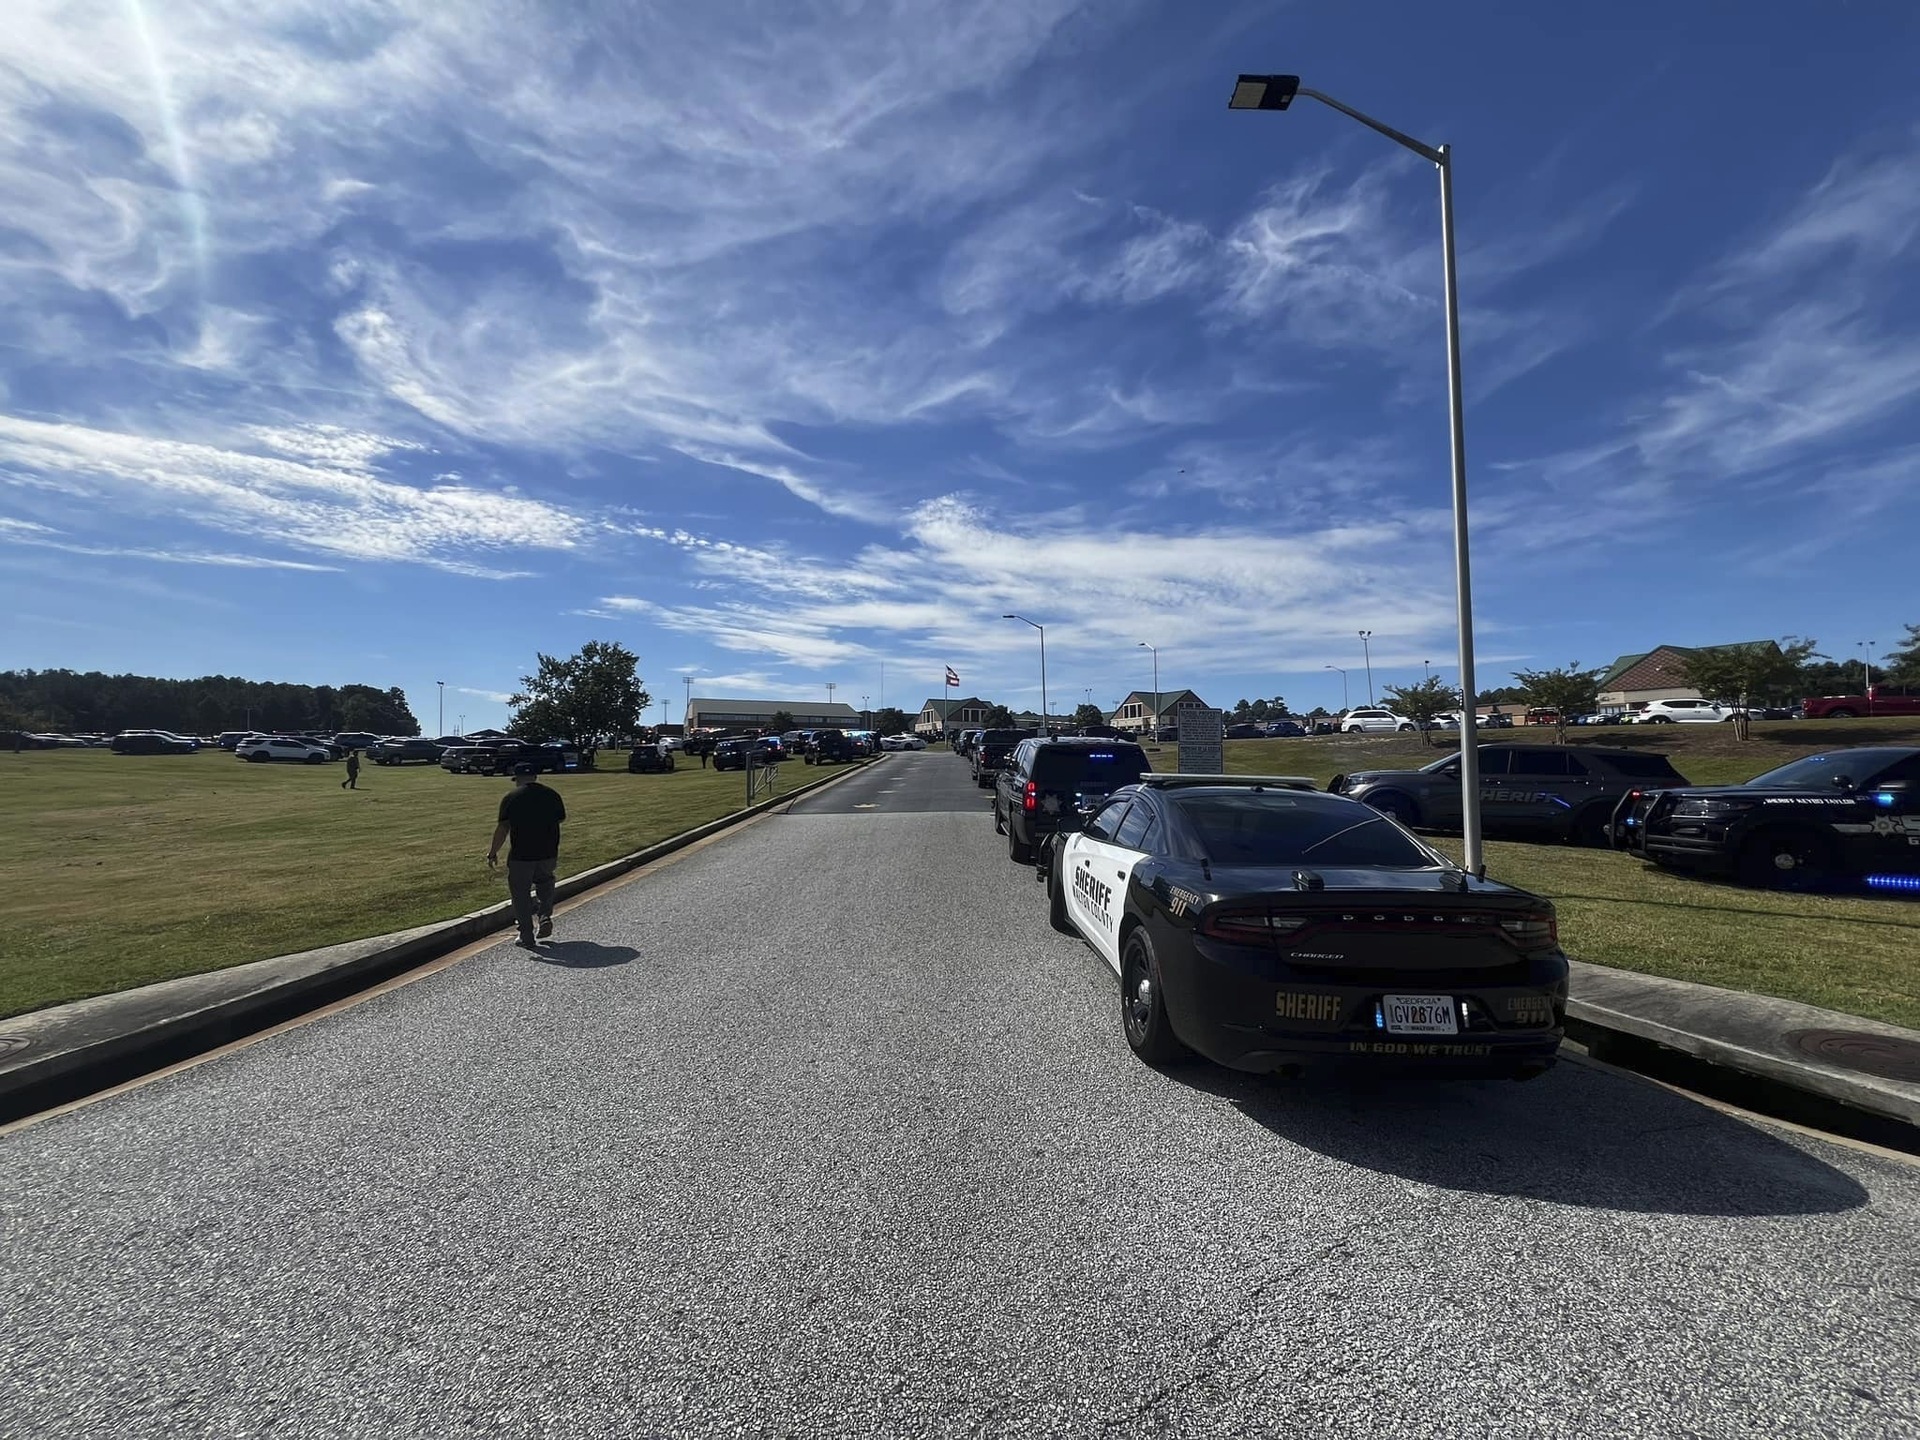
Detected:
left=439, top=745, right=493, bottom=774
left=972, top=729, right=1038, bottom=788
left=1331, top=744, right=1692, bottom=847
left=332, top=731, right=386, bottom=751
left=1074, top=723, right=1129, bottom=740
left=1632, top=699, right=1736, bottom=725
left=237, top=736, right=335, bottom=764
left=110, top=730, right=199, bottom=755
left=1615, top=745, right=1920, bottom=890
left=881, top=733, right=928, bottom=751
left=1340, top=708, right=1415, bottom=734
left=369, top=738, right=445, bottom=765
left=1799, top=686, right=1920, bottom=720
left=627, top=744, right=676, bottom=774
left=1523, top=708, right=1561, bottom=727
left=992, top=737, right=1154, bottom=864
left=1260, top=720, right=1307, bottom=737
left=804, top=729, right=858, bottom=765
left=215, top=730, right=253, bottom=750
left=1224, top=722, right=1265, bottom=740
left=712, top=739, right=780, bottom=772
left=1041, top=776, right=1566, bottom=1080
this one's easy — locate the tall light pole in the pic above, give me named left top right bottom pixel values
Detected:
left=862, top=693, right=870, bottom=729
left=1005, top=615, right=1049, bottom=732
left=1423, top=659, right=1432, bottom=685
left=1230, top=73, right=1484, bottom=873
left=826, top=682, right=836, bottom=705
left=1358, top=630, right=1375, bottom=703
left=1859, top=641, right=1875, bottom=691
left=1325, top=664, right=1348, bottom=712
left=1138, top=642, right=1158, bottom=737
left=436, top=679, right=444, bottom=736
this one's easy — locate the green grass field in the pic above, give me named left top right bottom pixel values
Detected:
left=1, top=749, right=835, bottom=1020
left=1181, top=717, right=1920, bottom=1029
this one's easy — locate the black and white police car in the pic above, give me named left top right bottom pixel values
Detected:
left=1041, top=775, right=1568, bottom=1079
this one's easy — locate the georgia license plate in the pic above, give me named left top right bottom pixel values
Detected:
left=1383, top=994, right=1458, bottom=1035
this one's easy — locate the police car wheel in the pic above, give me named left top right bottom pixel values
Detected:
left=1737, top=829, right=1835, bottom=890
left=1047, top=853, right=1076, bottom=934
left=1121, top=930, right=1193, bottom=1067
left=1567, top=805, right=1610, bottom=848
left=1368, top=792, right=1417, bottom=827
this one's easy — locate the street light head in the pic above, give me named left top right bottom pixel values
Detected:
left=1003, top=614, right=1017, bottom=619
left=1228, top=74, right=1300, bottom=111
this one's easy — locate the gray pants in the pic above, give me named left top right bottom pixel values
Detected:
left=506, top=858, right=557, bottom=942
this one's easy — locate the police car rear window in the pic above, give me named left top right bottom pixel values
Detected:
left=1032, top=747, right=1150, bottom=785
left=1174, top=794, right=1434, bottom=868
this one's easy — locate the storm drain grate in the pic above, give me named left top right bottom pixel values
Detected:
left=1784, top=1029, right=1920, bottom=1084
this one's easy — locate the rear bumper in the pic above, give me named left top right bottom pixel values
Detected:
left=1169, top=942, right=1569, bottom=1076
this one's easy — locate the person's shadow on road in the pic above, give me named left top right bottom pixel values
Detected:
left=526, top=941, right=639, bottom=969
left=1162, top=1058, right=1871, bottom=1219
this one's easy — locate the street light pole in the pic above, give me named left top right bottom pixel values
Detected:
left=1860, top=641, right=1875, bottom=691
left=1359, top=631, right=1374, bottom=704
left=1231, top=73, right=1484, bottom=873
left=1005, top=615, right=1048, bottom=732
left=1325, top=664, right=1348, bottom=712
left=436, top=680, right=444, bottom=736
left=1138, top=642, right=1158, bottom=738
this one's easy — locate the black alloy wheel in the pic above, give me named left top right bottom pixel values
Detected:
left=1737, top=828, right=1838, bottom=891
left=1120, top=930, right=1192, bottom=1067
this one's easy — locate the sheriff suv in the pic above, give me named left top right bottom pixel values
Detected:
left=1331, top=744, right=1690, bottom=847
left=992, top=737, right=1153, bottom=864
left=1615, top=745, right=1920, bottom=890
left=972, top=729, right=1038, bottom=788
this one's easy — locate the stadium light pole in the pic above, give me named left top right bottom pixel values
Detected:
left=1005, top=615, right=1048, bottom=733
left=436, top=679, right=444, bottom=736
left=1359, top=630, right=1375, bottom=703
left=1859, top=641, right=1874, bottom=691
left=1138, top=642, right=1158, bottom=737
left=1230, top=73, right=1484, bottom=873
left=1325, top=664, right=1348, bottom=712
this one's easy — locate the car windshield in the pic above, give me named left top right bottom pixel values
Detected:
left=1173, top=793, right=1438, bottom=868
left=1745, top=749, right=1912, bottom=789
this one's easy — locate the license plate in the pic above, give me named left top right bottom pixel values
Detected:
left=1383, top=994, right=1457, bottom=1035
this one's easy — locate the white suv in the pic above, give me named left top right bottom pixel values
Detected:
left=1341, top=707, right=1415, bottom=734
left=1632, top=699, right=1735, bottom=725
left=236, top=736, right=334, bottom=764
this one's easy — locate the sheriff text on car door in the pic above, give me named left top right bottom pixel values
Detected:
left=1063, top=795, right=1153, bottom=970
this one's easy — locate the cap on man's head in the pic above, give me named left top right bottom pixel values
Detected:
left=511, top=762, right=538, bottom=777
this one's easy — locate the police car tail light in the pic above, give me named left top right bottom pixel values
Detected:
left=1201, top=907, right=1308, bottom=941
left=1024, top=780, right=1038, bottom=812
left=1498, top=912, right=1557, bottom=950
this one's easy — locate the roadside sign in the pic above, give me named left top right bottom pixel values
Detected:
left=1177, top=708, right=1224, bottom=774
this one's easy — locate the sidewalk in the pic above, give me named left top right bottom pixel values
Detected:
left=1567, top=959, right=1920, bottom=1146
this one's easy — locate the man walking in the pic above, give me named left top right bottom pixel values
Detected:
left=341, top=747, right=361, bottom=790
left=487, top=762, right=566, bottom=949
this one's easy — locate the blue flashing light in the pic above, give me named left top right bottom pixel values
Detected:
left=1545, top=795, right=1572, bottom=809
left=1087, top=752, right=1116, bottom=760
left=1373, top=999, right=1386, bottom=1030
left=1873, top=792, right=1897, bottom=808
left=1866, top=874, right=1920, bottom=893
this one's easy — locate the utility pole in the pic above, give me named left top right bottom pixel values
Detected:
left=1358, top=632, right=1374, bottom=704
left=436, top=679, right=445, bottom=736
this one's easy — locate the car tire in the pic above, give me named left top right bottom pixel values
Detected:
left=1647, top=716, right=1675, bottom=724
left=305, top=753, right=325, bottom=764
left=1367, top=791, right=1419, bottom=827
left=246, top=752, right=268, bottom=763
left=1047, top=850, right=1076, bottom=934
left=1120, top=929, right=1193, bottom=1068
left=1008, top=824, right=1031, bottom=865
left=1737, top=828, right=1837, bottom=890
left=1827, top=708, right=1857, bottom=719
left=1566, top=804, right=1611, bottom=848
left=1398, top=722, right=1415, bottom=732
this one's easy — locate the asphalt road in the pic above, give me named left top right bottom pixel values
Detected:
left=4, top=751, right=1918, bottom=1438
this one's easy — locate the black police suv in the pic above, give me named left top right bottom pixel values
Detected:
left=1332, top=744, right=1690, bottom=846
left=803, top=729, right=857, bottom=765
left=971, top=729, right=1037, bottom=788
left=627, top=744, right=676, bottom=773
left=1043, top=777, right=1567, bottom=1079
left=992, top=736, right=1153, bottom=864
left=1615, top=746, right=1920, bottom=892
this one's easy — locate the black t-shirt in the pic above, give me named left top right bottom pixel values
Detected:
left=497, top=782, right=566, bottom=861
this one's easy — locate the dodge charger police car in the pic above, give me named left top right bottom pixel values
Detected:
left=1615, top=745, right=1920, bottom=891
left=1042, top=776, right=1568, bottom=1078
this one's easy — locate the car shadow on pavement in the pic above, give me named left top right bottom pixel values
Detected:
left=1164, top=1060, right=1870, bottom=1218
left=526, top=941, right=639, bottom=969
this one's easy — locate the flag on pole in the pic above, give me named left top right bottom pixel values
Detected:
left=945, top=667, right=960, bottom=688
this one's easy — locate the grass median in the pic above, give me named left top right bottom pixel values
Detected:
left=1176, top=718, right=1920, bottom=1029
left=2, top=749, right=851, bottom=1020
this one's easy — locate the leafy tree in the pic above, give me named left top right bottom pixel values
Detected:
left=1475, top=685, right=1527, bottom=706
left=1509, top=663, right=1607, bottom=742
left=1232, top=698, right=1252, bottom=716
left=0, top=668, right=419, bottom=736
left=1381, top=676, right=1463, bottom=747
left=873, top=706, right=910, bottom=736
left=1796, top=657, right=1859, bottom=698
left=1679, top=637, right=1819, bottom=739
left=1882, top=623, right=1920, bottom=685
left=982, top=703, right=1016, bottom=728
left=1072, top=702, right=1105, bottom=728
left=768, top=709, right=797, bottom=733
left=507, top=641, right=649, bottom=745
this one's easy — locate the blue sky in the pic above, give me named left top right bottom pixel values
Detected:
left=3, top=2, right=1917, bottom=731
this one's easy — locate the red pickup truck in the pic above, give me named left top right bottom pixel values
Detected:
left=1800, top=685, right=1920, bottom=719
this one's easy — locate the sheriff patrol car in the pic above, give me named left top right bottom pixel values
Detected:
left=1041, top=775, right=1568, bottom=1078
left=1616, top=745, right=1920, bottom=892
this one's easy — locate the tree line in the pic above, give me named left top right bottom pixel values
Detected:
left=0, top=669, right=420, bottom=737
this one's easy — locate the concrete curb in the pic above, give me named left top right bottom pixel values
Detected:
left=0, top=756, right=881, bottom=1124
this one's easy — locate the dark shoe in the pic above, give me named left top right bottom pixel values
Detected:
left=515, top=935, right=539, bottom=951
left=536, top=915, right=553, bottom=939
